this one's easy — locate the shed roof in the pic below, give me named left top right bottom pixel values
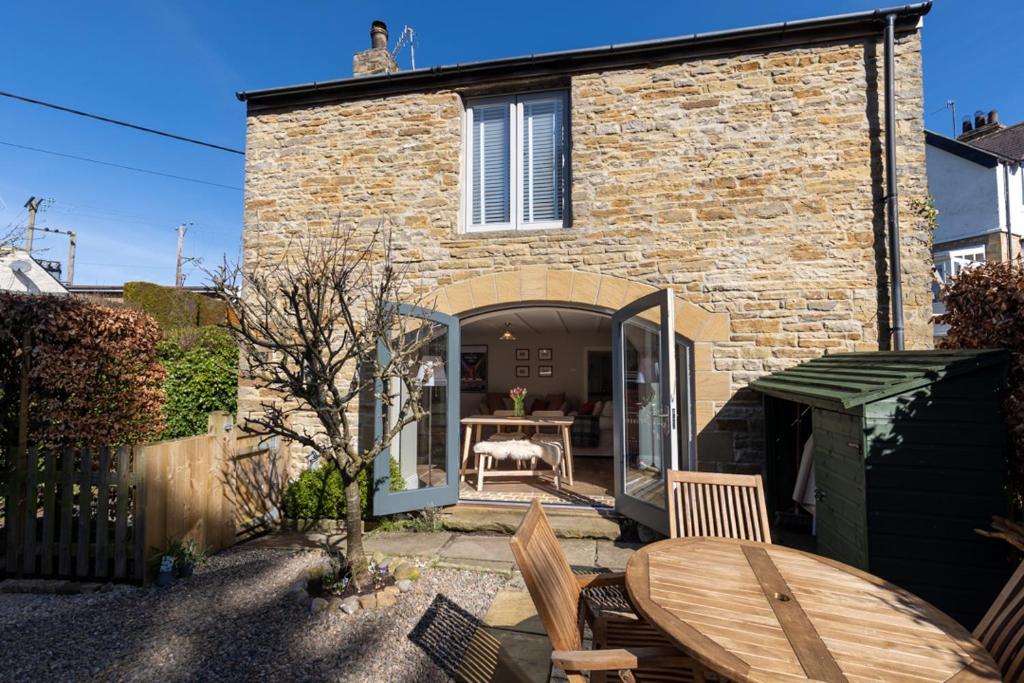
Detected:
left=749, top=349, right=1006, bottom=410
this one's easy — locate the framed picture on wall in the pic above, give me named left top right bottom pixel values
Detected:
left=515, top=365, right=530, bottom=378
left=538, top=365, right=553, bottom=378
left=515, top=348, right=530, bottom=361
left=538, top=348, right=552, bottom=361
left=460, top=345, right=488, bottom=392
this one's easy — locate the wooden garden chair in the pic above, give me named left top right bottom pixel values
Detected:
left=973, top=558, right=1024, bottom=679
left=510, top=500, right=704, bottom=683
left=665, top=471, right=772, bottom=542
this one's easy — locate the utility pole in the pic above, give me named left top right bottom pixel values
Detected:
left=66, top=230, right=76, bottom=286
left=23, top=196, right=42, bottom=252
left=947, top=100, right=957, bottom=137
left=175, top=223, right=188, bottom=287
left=32, top=226, right=77, bottom=285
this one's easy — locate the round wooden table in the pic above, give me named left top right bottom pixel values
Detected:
left=624, top=537, right=1001, bottom=682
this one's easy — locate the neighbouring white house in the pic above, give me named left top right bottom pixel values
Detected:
left=926, top=111, right=1024, bottom=334
left=0, top=248, right=68, bottom=295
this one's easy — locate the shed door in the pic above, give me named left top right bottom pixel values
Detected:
left=612, top=289, right=680, bottom=535
left=812, top=408, right=869, bottom=570
left=372, top=304, right=461, bottom=516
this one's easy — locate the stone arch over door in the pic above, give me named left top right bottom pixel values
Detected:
left=425, top=268, right=732, bottom=445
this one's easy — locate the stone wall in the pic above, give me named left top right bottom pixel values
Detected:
left=242, top=31, right=931, bottom=474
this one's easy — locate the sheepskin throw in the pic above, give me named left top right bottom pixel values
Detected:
left=474, top=435, right=563, bottom=470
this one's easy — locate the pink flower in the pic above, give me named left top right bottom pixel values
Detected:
left=509, top=387, right=527, bottom=400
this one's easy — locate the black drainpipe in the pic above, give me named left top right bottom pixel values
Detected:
left=883, top=13, right=905, bottom=351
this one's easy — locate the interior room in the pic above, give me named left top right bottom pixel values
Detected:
left=458, top=306, right=615, bottom=507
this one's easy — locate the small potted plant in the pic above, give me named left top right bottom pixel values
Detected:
left=510, top=386, right=527, bottom=417
left=167, top=537, right=208, bottom=578
left=156, top=554, right=175, bottom=587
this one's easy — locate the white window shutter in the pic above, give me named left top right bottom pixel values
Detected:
left=471, top=104, right=511, bottom=225
left=521, top=97, right=564, bottom=223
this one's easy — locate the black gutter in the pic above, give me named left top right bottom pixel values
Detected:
left=883, top=13, right=905, bottom=351
left=237, top=3, right=931, bottom=111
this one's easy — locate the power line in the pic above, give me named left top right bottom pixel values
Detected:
left=0, top=90, right=244, bottom=155
left=0, top=140, right=243, bottom=191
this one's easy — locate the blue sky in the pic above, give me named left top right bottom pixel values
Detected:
left=1, top=1, right=1020, bottom=285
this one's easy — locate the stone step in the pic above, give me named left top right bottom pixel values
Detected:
left=441, top=503, right=623, bottom=540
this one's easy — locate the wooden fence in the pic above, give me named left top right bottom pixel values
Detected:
left=0, top=413, right=285, bottom=583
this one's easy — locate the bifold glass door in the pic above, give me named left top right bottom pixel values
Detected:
left=612, top=289, right=685, bottom=535
left=373, top=304, right=461, bottom=516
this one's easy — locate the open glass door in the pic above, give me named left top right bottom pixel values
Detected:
left=612, top=289, right=679, bottom=534
left=373, top=304, right=461, bottom=516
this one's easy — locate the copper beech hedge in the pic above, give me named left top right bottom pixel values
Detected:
left=0, top=292, right=165, bottom=448
left=939, top=261, right=1024, bottom=488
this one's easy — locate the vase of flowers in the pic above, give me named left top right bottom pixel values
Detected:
left=510, top=387, right=527, bottom=417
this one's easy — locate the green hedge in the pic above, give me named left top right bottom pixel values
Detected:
left=282, top=459, right=405, bottom=520
left=158, top=327, right=238, bottom=439
left=124, top=281, right=226, bottom=330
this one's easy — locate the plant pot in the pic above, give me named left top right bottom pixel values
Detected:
left=157, top=570, right=174, bottom=587
left=178, top=563, right=194, bottom=579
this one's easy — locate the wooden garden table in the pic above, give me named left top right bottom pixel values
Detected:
left=624, top=537, right=1000, bottom=682
left=459, top=414, right=575, bottom=486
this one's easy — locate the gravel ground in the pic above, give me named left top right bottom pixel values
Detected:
left=0, top=546, right=511, bottom=682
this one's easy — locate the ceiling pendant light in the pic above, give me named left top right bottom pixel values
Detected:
left=499, top=322, right=516, bottom=341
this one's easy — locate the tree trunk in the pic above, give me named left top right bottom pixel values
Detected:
left=344, top=475, right=370, bottom=587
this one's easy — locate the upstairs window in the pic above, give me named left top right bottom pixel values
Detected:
left=464, top=91, right=568, bottom=232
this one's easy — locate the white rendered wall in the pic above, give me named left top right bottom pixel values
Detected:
left=927, top=144, right=1001, bottom=244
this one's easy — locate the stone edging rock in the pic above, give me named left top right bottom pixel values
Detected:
left=285, top=551, right=420, bottom=615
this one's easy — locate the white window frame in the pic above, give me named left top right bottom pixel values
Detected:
left=462, top=90, right=569, bottom=233
left=934, top=245, right=986, bottom=284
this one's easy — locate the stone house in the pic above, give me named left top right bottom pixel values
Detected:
left=236, top=5, right=934, bottom=531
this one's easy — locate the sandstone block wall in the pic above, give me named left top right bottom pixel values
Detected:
left=242, top=31, right=931, bottom=475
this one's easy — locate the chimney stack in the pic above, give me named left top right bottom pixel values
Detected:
left=353, top=20, right=399, bottom=77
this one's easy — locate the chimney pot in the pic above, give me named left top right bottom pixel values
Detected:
left=370, top=20, right=388, bottom=49
left=962, top=116, right=973, bottom=134
left=988, top=109, right=1000, bottom=126
left=975, top=110, right=987, bottom=129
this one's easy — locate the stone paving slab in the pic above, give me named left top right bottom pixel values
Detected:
left=363, top=531, right=454, bottom=558
left=486, top=628, right=552, bottom=683
left=442, top=534, right=516, bottom=565
left=595, top=540, right=643, bottom=572
left=484, top=589, right=545, bottom=636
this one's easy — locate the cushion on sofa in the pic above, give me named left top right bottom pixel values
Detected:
left=529, top=398, right=549, bottom=413
left=486, top=392, right=507, bottom=413
left=579, top=401, right=595, bottom=416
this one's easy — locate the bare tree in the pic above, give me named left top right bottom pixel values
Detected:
left=211, top=222, right=433, bottom=586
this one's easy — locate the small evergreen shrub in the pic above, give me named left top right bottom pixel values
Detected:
left=282, top=459, right=405, bottom=520
left=158, top=327, right=238, bottom=439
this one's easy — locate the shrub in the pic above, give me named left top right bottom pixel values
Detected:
left=282, top=459, right=405, bottom=520
left=0, top=292, right=165, bottom=447
left=939, top=261, right=1024, bottom=498
left=124, top=281, right=227, bottom=329
left=158, top=327, right=238, bottom=439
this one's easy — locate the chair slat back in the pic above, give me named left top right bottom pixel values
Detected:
left=532, top=410, right=564, bottom=435
left=510, top=499, right=583, bottom=651
left=493, top=410, right=516, bottom=433
left=974, top=560, right=1024, bottom=680
left=666, top=471, right=772, bottom=543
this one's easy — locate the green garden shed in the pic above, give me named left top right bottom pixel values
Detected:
left=751, top=349, right=1012, bottom=627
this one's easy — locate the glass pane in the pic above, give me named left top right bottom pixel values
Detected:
left=622, top=310, right=666, bottom=509
left=471, top=104, right=510, bottom=225
left=522, top=98, right=563, bottom=223
left=388, top=325, right=449, bottom=490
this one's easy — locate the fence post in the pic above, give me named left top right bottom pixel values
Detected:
left=134, top=445, right=147, bottom=583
